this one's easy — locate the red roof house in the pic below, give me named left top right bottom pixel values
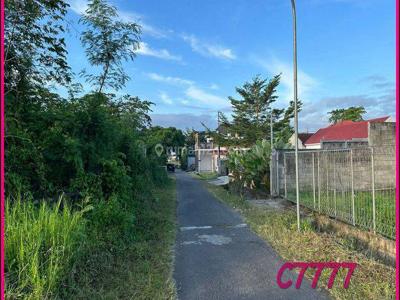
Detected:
left=304, top=117, right=391, bottom=149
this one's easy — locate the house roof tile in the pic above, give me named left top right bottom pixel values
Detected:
left=304, top=116, right=389, bottom=145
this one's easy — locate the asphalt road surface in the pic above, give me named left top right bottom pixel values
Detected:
left=173, top=170, right=330, bottom=300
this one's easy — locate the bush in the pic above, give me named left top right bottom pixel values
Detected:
left=87, top=196, right=136, bottom=247
left=227, top=139, right=271, bottom=193
left=5, top=196, right=88, bottom=299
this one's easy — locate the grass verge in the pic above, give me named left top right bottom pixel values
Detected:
left=206, top=183, right=395, bottom=300
left=285, top=190, right=395, bottom=239
left=5, top=177, right=177, bottom=300
left=64, top=176, right=178, bottom=299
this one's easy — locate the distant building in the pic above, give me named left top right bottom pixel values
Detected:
left=288, top=133, right=314, bottom=149
left=194, top=127, right=247, bottom=174
left=195, top=138, right=229, bottom=174
left=302, top=116, right=394, bottom=149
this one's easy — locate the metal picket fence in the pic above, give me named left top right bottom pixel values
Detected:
left=271, top=146, right=396, bottom=239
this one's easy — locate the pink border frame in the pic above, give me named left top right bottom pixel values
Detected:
left=0, top=1, right=398, bottom=299
left=1, top=0, right=5, bottom=298
left=395, top=0, right=400, bottom=298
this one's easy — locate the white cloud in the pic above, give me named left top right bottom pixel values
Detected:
left=182, top=34, right=236, bottom=60
left=68, top=1, right=171, bottom=38
left=253, top=56, right=318, bottom=104
left=146, top=73, right=193, bottom=86
left=296, top=88, right=395, bottom=132
left=159, top=92, right=173, bottom=105
left=137, top=42, right=182, bottom=61
left=210, top=83, right=219, bottom=90
left=118, top=11, right=172, bottom=39
left=147, top=72, right=229, bottom=109
left=185, top=86, right=228, bottom=107
left=68, top=0, right=87, bottom=14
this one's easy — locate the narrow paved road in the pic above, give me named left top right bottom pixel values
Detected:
left=173, top=171, right=329, bottom=300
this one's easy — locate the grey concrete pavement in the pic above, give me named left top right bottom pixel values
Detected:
left=173, top=170, right=330, bottom=300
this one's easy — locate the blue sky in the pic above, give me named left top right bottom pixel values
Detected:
left=65, top=0, right=395, bottom=131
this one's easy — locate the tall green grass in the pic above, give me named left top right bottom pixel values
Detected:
left=5, top=196, right=87, bottom=299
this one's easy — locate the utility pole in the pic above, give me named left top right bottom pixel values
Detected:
left=291, top=0, right=301, bottom=231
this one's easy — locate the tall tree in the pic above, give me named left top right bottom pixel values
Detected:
left=206, top=75, right=302, bottom=147
left=5, top=0, right=71, bottom=94
left=328, top=106, right=366, bottom=123
left=227, top=75, right=280, bottom=146
left=80, top=0, right=141, bottom=93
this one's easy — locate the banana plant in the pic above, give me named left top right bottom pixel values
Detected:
left=227, top=139, right=272, bottom=192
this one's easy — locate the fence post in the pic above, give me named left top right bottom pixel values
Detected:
left=326, top=152, right=329, bottom=212
left=317, top=152, right=321, bottom=212
left=270, top=151, right=274, bottom=196
left=284, top=152, right=287, bottom=199
left=312, top=152, right=316, bottom=209
left=350, top=149, right=355, bottom=226
left=371, top=147, right=376, bottom=233
left=276, top=151, right=280, bottom=196
left=333, top=152, right=337, bottom=218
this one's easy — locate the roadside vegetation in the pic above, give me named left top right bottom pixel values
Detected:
left=6, top=178, right=177, bottom=299
left=206, top=183, right=395, bottom=300
left=5, top=0, right=177, bottom=298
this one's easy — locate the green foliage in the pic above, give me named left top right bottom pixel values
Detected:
left=4, top=0, right=170, bottom=298
left=4, top=87, right=171, bottom=297
left=5, top=89, right=162, bottom=199
left=5, top=0, right=72, bottom=93
left=80, top=0, right=141, bottom=92
left=145, top=126, right=186, bottom=148
left=144, top=126, right=186, bottom=164
left=5, top=196, right=88, bottom=299
left=87, top=196, right=135, bottom=246
left=328, top=106, right=366, bottom=123
left=227, top=139, right=271, bottom=192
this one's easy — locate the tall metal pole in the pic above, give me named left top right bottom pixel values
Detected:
left=291, top=0, right=300, bottom=231
left=217, top=111, right=221, bottom=175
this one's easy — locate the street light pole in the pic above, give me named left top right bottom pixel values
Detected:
left=217, top=111, right=221, bottom=175
left=291, top=0, right=301, bottom=231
